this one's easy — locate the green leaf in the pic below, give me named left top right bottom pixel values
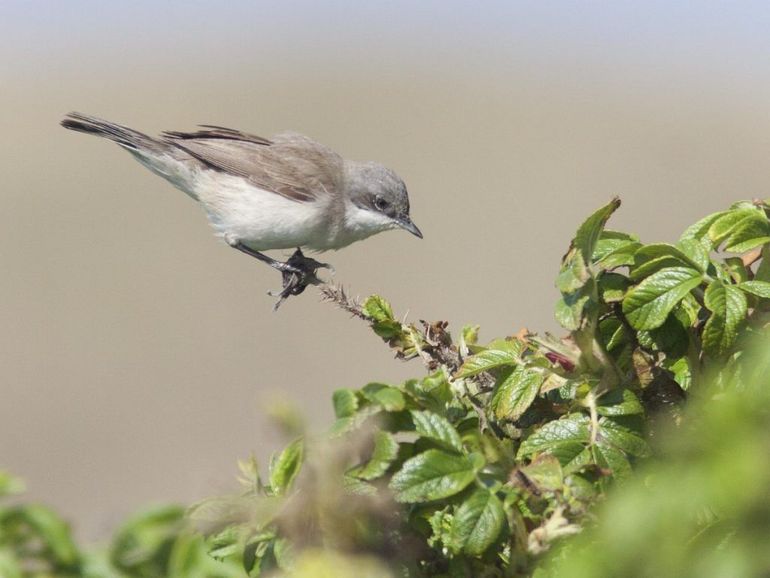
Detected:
left=332, top=389, right=358, bottom=418
left=343, top=474, right=378, bottom=496
left=702, top=281, right=748, bottom=357
left=390, top=450, right=484, bottom=503
left=556, top=249, right=591, bottom=294
left=679, top=211, right=725, bottom=247
left=411, top=410, right=464, bottom=453
left=518, top=414, right=590, bottom=463
left=491, top=366, right=544, bottom=421
left=599, top=272, right=631, bottom=303
left=663, top=356, right=692, bottom=390
left=630, top=243, right=705, bottom=279
left=354, top=431, right=400, bottom=480
left=622, top=267, right=703, bottom=330
left=555, top=282, right=594, bottom=331
left=573, top=197, right=622, bottom=262
left=597, top=418, right=650, bottom=458
left=636, top=307, right=691, bottom=357
left=361, top=383, right=406, bottom=411
left=723, top=257, right=750, bottom=284
left=519, top=455, right=564, bottom=492
left=455, top=342, right=522, bottom=378
left=596, top=389, right=644, bottom=416
left=361, top=295, right=394, bottom=322
left=708, top=207, right=770, bottom=252
left=207, top=526, right=242, bottom=560
left=593, top=231, right=641, bottom=269
left=9, top=505, right=80, bottom=567
left=738, top=280, right=770, bottom=299
left=269, top=438, right=304, bottom=495
left=451, top=489, right=505, bottom=556
left=723, top=212, right=770, bottom=253
left=676, top=238, right=711, bottom=272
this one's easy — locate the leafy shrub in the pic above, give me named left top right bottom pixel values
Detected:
left=4, top=198, right=770, bottom=577
left=191, top=198, right=770, bottom=576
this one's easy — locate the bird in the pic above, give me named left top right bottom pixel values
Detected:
left=61, top=112, right=422, bottom=308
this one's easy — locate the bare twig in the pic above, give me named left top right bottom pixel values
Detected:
left=318, top=284, right=367, bottom=320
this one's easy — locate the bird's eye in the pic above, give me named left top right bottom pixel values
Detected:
left=374, top=196, right=389, bottom=211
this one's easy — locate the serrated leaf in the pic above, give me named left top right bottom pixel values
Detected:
left=573, top=197, right=622, bottom=262
left=723, top=257, right=750, bottom=284
left=722, top=212, right=770, bottom=253
left=556, top=249, right=590, bottom=294
left=679, top=211, right=726, bottom=247
left=708, top=207, right=766, bottom=247
left=636, top=307, right=690, bottom=357
left=361, top=295, right=394, bottom=322
left=455, top=343, right=521, bottom=378
left=596, top=389, right=644, bottom=416
left=663, top=356, right=692, bottom=390
left=597, top=418, right=650, bottom=458
left=518, top=414, right=590, bottom=461
left=738, top=280, right=770, bottom=299
left=332, top=389, right=358, bottom=418
left=269, top=438, right=304, bottom=495
left=361, top=383, right=406, bottom=411
left=342, top=474, right=378, bottom=496
left=622, top=267, right=703, bottom=330
left=491, top=366, right=544, bottom=421
left=411, top=410, right=464, bottom=453
left=630, top=243, right=705, bottom=279
left=451, top=489, right=505, bottom=556
left=593, top=230, right=641, bottom=268
left=595, top=239, right=642, bottom=269
left=390, top=450, right=483, bottom=503
left=599, top=272, right=631, bottom=303
left=354, top=431, right=399, bottom=480
left=594, top=443, right=632, bottom=479
left=702, top=281, right=748, bottom=357
left=677, top=238, right=711, bottom=272
left=554, top=282, right=594, bottom=331
left=519, top=455, right=564, bottom=492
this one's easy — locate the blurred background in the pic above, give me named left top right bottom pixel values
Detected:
left=3, top=1, right=770, bottom=541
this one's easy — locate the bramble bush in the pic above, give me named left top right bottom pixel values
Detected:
left=3, top=198, right=770, bottom=577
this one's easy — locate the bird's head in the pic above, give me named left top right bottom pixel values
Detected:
left=345, top=161, right=422, bottom=239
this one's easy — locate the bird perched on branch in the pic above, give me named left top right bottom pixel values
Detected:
left=61, top=112, right=422, bottom=309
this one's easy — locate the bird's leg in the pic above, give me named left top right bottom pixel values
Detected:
left=227, top=239, right=333, bottom=310
left=228, top=241, right=303, bottom=274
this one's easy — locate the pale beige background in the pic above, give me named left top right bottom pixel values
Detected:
left=3, top=2, right=770, bottom=540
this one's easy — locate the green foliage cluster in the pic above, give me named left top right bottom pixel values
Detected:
left=4, top=199, right=770, bottom=577
left=190, top=198, right=770, bottom=576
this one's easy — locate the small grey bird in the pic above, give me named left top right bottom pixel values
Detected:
left=61, top=112, right=422, bottom=308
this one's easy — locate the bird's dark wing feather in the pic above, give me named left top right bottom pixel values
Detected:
left=162, top=129, right=343, bottom=203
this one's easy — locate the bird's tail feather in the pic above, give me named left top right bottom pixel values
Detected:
left=61, top=112, right=167, bottom=153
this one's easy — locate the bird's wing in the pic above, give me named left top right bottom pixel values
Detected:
left=162, top=129, right=344, bottom=203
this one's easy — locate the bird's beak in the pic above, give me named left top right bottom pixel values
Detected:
left=396, top=216, right=423, bottom=239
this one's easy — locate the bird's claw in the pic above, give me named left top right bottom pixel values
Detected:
left=270, top=249, right=333, bottom=310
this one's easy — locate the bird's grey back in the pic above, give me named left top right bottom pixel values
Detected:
left=161, top=130, right=345, bottom=204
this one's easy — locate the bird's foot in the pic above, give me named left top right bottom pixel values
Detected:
left=269, top=249, right=334, bottom=310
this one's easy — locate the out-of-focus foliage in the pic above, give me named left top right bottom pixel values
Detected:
left=5, top=199, right=770, bottom=577
left=0, top=480, right=242, bottom=578
left=539, top=333, right=770, bottom=578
